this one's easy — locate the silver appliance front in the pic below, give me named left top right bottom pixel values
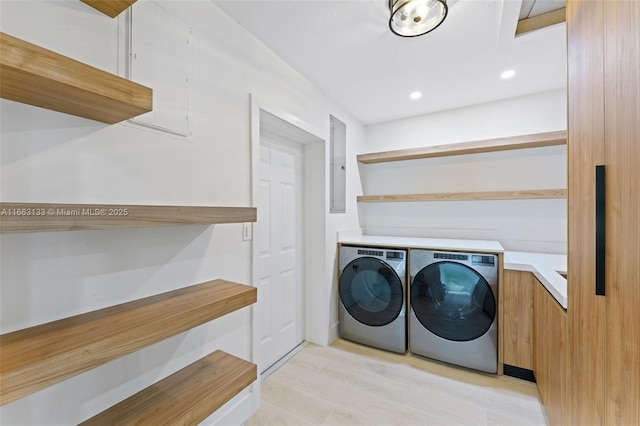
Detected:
left=409, top=249, right=498, bottom=373
left=339, top=246, right=407, bottom=353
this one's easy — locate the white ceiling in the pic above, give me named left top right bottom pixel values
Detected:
left=519, top=0, right=566, bottom=19
left=213, top=0, right=567, bottom=125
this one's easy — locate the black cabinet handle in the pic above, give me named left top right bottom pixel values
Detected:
left=595, top=165, right=606, bottom=296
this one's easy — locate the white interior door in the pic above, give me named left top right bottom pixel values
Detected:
left=256, top=138, right=304, bottom=371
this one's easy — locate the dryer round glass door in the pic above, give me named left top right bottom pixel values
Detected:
left=411, top=261, right=495, bottom=341
left=339, top=257, right=404, bottom=327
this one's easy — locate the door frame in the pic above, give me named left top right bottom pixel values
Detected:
left=249, top=95, right=326, bottom=378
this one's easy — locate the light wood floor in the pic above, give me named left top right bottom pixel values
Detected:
left=245, top=339, right=549, bottom=426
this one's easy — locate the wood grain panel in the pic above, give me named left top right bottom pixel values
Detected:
left=516, top=8, right=566, bottom=36
left=566, top=0, right=606, bottom=424
left=357, top=130, right=566, bottom=164
left=0, top=203, right=257, bottom=233
left=501, top=270, right=534, bottom=370
left=0, top=280, right=257, bottom=405
left=603, top=0, right=640, bottom=424
left=80, top=350, right=257, bottom=425
left=357, top=189, right=566, bottom=203
left=534, top=280, right=567, bottom=426
left=80, top=0, right=137, bottom=18
left=0, top=32, right=152, bottom=124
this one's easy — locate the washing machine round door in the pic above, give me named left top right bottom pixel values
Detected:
left=411, top=261, right=495, bottom=341
left=339, top=257, right=404, bottom=327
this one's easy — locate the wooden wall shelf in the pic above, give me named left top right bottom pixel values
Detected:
left=0, top=32, right=152, bottom=124
left=80, top=350, right=256, bottom=425
left=516, top=8, right=566, bottom=36
left=80, top=0, right=137, bottom=18
left=357, top=130, right=566, bottom=164
left=0, top=279, right=257, bottom=405
left=0, top=202, right=257, bottom=233
left=357, top=189, right=567, bottom=203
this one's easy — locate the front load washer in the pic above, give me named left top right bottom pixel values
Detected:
left=339, top=245, right=407, bottom=353
left=409, top=249, right=498, bottom=373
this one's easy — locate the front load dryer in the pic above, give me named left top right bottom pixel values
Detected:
left=339, top=245, right=407, bottom=353
left=409, top=249, right=498, bottom=373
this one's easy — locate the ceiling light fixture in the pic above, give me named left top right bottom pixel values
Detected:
left=501, top=69, right=516, bottom=79
left=410, top=91, right=423, bottom=100
left=389, top=0, right=448, bottom=37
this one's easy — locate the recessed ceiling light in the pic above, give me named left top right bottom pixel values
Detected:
left=501, top=69, right=516, bottom=80
left=410, top=91, right=422, bottom=100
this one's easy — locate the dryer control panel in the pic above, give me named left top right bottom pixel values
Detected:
left=432, top=252, right=496, bottom=267
left=434, top=253, right=468, bottom=261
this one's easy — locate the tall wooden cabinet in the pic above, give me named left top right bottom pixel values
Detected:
left=567, top=0, right=640, bottom=425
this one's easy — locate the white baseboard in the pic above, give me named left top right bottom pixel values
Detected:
left=329, top=321, right=339, bottom=344
left=201, top=388, right=255, bottom=426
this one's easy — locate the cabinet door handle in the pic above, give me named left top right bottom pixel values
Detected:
left=595, top=165, right=606, bottom=296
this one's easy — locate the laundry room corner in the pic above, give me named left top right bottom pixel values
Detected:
left=359, top=90, right=567, bottom=254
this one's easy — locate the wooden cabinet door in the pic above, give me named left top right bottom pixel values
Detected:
left=603, top=1, right=640, bottom=423
left=567, top=0, right=606, bottom=424
left=534, top=280, right=567, bottom=426
left=568, top=0, right=640, bottom=424
left=502, top=270, right=534, bottom=370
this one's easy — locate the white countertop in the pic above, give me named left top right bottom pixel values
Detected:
left=504, top=251, right=567, bottom=309
left=337, top=231, right=504, bottom=254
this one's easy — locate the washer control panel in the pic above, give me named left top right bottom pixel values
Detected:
left=357, top=249, right=383, bottom=257
left=472, top=255, right=496, bottom=267
left=434, top=253, right=468, bottom=261
left=386, top=251, right=405, bottom=260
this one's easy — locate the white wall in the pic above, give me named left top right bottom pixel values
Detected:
left=0, top=0, right=364, bottom=424
left=360, top=90, right=567, bottom=253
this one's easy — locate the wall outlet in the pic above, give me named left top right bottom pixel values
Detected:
left=242, top=223, right=252, bottom=241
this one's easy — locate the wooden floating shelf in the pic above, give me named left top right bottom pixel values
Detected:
left=357, top=130, right=567, bottom=164
left=80, top=350, right=256, bottom=425
left=0, top=202, right=257, bottom=233
left=80, top=0, right=137, bottom=18
left=0, top=279, right=257, bottom=405
left=357, top=189, right=567, bottom=203
left=516, top=8, right=566, bottom=36
left=0, top=32, right=152, bottom=124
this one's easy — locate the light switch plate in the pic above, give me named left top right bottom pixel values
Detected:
left=243, top=223, right=252, bottom=241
